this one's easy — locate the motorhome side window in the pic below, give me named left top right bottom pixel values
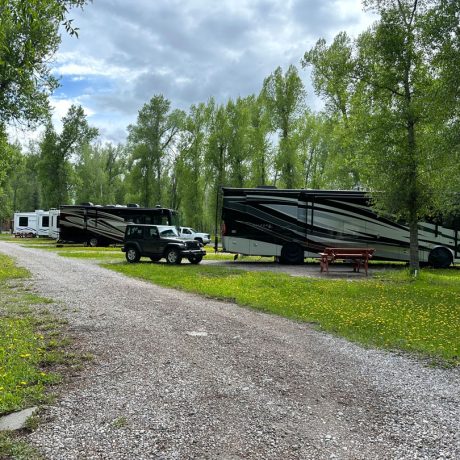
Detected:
left=19, top=217, right=28, bottom=226
left=42, top=216, right=49, bottom=227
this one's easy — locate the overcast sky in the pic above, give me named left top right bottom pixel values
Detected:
left=43, top=0, right=375, bottom=144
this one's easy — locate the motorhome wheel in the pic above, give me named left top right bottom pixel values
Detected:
left=428, top=247, right=452, bottom=268
left=280, top=243, right=304, bottom=265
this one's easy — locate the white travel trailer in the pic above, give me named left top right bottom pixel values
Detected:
left=48, top=208, right=60, bottom=240
left=13, top=210, right=50, bottom=237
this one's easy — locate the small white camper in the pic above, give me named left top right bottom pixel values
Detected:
left=13, top=210, right=50, bottom=237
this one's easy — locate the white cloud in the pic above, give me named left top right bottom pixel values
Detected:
left=10, top=0, right=376, bottom=147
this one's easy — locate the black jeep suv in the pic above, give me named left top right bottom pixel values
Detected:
left=122, top=224, right=206, bottom=264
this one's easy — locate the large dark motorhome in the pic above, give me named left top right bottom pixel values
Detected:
left=59, top=204, right=178, bottom=246
left=221, top=187, right=459, bottom=268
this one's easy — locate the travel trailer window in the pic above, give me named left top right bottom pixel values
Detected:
left=42, top=216, right=49, bottom=227
left=19, top=217, right=28, bottom=226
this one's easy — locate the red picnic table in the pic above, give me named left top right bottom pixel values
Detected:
left=319, top=247, right=375, bottom=276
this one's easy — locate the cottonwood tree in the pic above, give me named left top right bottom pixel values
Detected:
left=226, top=97, right=251, bottom=188
left=127, top=95, right=184, bottom=207
left=175, top=103, right=209, bottom=228
left=0, top=0, right=89, bottom=127
left=261, top=65, right=306, bottom=188
left=74, top=143, right=126, bottom=205
left=0, top=0, right=90, bottom=203
left=70, top=142, right=126, bottom=206
left=205, top=100, right=231, bottom=240
left=38, top=105, right=98, bottom=207
left=6, top=147, right=42, bottom=213
left=302, top=31, right=362, bottom=187
left=294, top=112, right=332, bottom=189
left=246, top=94, right=273, bottom=186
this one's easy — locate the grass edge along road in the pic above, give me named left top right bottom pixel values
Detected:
left=104, top=262, right=460, bottom=366
left=0, top=253, right=81, bottom=460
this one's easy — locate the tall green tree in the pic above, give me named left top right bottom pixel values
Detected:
left=0, top=0, right=90, bottom=205
left=226, top=97, right=251, bottom=188
left=127, top=95, right=184, bottom=207
left=205, top=100, right=231, bottom=239
left=39, top=105, right=98, bottom=207
left=0, top=132, right=22, bottom=219
left=7, top=147, right=42, bottom=213
left=261, top=65, right=306, bottom=188
left=0, top=0, right=89, bottom=127
left=294, top=112, right=332, bottom=189
left=176, top=103, right=209, bottom=228
left=74, top=143, right=126, bottom=205
left=246, top=94, right=273, bottom=186
left=302, top=31, right=362, bottom=188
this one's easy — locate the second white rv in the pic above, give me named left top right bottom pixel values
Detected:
left=13, top=210, right=50, bottom=237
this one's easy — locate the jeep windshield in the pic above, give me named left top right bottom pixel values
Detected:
left=157, top=225, right=179, bottom=237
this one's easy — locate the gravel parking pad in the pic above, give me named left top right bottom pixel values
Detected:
left=0, top=241, right=458, bottom=460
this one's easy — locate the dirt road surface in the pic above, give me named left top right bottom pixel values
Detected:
left=0, top=241, right=458, bottom=460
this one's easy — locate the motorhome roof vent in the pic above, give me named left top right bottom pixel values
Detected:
left=155, top=204, right=161, bottom=208
left=80, top=202, right=94, bottom=206
left=127, top=203, right=139, bottom=208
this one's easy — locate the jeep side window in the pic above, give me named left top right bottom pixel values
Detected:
left=128, top=227, right=143, bottom=239
left=147, top=227, right=159, bottom=238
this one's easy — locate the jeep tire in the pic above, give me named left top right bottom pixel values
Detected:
left=188, top=255, right=203, bottom=264
left=166, top=247, right=182, bottom=264
left=125, top=246, right=141, bottom=263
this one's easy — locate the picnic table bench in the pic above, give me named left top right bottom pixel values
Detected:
left=319, top=247, right=375, bottom=276
left=14, top=231, right=37, bottom=238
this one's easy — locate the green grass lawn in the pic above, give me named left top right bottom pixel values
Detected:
left=0, top=256, right=66, bottom=416
left=4, top=237, right=458, bottom=365
left=103, top=261, right=460, bottom=366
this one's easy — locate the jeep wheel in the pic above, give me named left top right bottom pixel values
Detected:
left=166, top=248, right=182, bottom=264
left=125, top=247, right=140, bottom=263
left=188, top=255, right=203, bottom=264
left=150, top=256, right=161, bottom=263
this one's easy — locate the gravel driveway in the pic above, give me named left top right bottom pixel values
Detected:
left=1, top=241, right=459, bottom=460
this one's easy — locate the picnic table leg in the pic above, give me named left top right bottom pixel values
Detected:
left=320, top=255, right=329, bottom=274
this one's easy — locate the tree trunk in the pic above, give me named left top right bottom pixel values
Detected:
left=408, top=207, right=420, bottom=275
